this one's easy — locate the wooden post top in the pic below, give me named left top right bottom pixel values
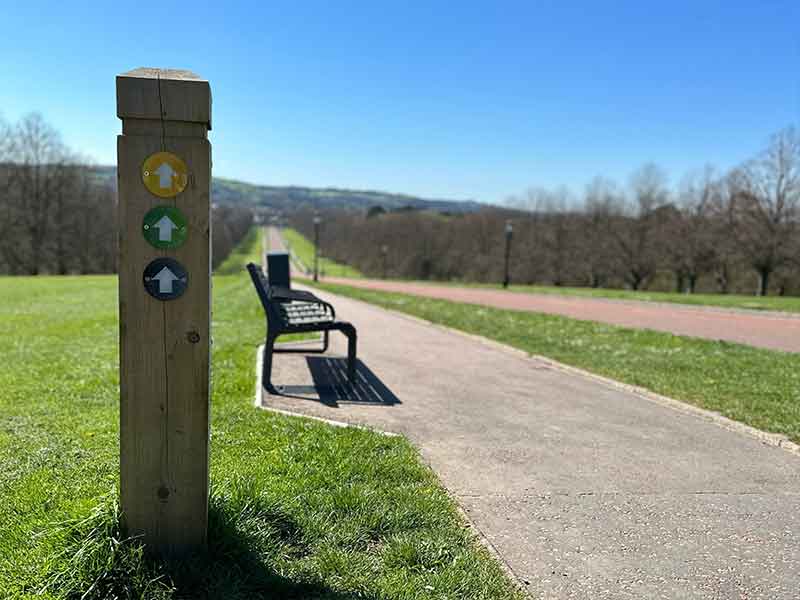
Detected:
left=116, top=67, right=211, bottom=130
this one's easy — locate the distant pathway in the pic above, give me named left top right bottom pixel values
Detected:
left=267, top=226, right=308, bottom=276
left=266, top=227, right=800, bottom=353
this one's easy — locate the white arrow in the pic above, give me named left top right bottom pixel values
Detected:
left=155, top=162, right=175, bottom=189
left=153, top=266, right=180, bottom=294
left=154, top=215, right=178, bottom=242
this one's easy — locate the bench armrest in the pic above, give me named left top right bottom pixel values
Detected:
left=268, top=286, right=316, bottom=302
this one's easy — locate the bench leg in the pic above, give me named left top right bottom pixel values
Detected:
left=263, top=331, right=278, bottom=391
left=343, top=326, right=357, bottom=385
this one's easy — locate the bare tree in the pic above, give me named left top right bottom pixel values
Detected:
left=729, top=127, right=800, bottom=295
left=540, top=187, right=574, bottom=286
left=53, top=158, right=86, bottom=274
left=664, top=167, right=720, bottom=293
left=581, top=176, right=621, bottom=287
left=0, top=115, right=15, bottom=272
left=11, top=113, right=69, bottom=274
left=76, top=175, right=117, bottom=274
left=0, top=112, right=254, bottom=276
left=611, top=163, right=669, bottom=290
left=211, top=204, right=255, bottom=268
left=519, top=188, right=551, bottom=283
left=287, top=128, right=800, bottom=297
left=703, top=175, right=738, bottom=293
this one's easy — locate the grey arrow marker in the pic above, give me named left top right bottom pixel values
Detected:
left=153, top=266, right=179, bottom=294
left=143, top=258, right=188, bottom=300
left=155, top=162, right=175, bottom=188
left=154, top=215, right=178, bottom=241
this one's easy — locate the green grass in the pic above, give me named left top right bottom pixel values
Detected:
left=315, top=282, right=800, bottom=444
left=377, top=279, right=800, bottom=314
left=498, top=283, right=800, bottom=313
left=0, top=274, right=520, bottom=598
left=282, top=228, right=363, bottom=278
left=215, top=226, right=263, bottom=275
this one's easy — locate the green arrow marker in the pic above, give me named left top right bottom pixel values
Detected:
left=142, top=206, right=188, bottom=249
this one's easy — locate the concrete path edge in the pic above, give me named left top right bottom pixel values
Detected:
left=252, top=343, right=530, bottom=595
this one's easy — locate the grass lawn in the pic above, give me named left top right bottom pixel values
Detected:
left=215, top=226, right=263, bottom=275
left=0, top=266, right=520, bottom=594
left=282, top=228, right=363, bottom=279
left=499, top=284, right=800, bottom=314
left=380, top=280, right=800, bottom=314
left=315, top=282, right=800, bottom=445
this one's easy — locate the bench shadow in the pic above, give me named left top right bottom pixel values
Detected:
left=269, top=358, right=401, bottom=408
left=158, top=502, right=375, bottom=599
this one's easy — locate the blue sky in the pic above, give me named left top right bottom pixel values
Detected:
left=1, top=1, right=798, bottom=204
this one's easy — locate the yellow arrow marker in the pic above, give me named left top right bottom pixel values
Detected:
left=142, top=151, right=189, bottom=198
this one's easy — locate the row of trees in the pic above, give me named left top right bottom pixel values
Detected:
left=294, top=127, right=800, bottom=296
left=0, top=113, right=253, bottom=275
left=211, top=205, right=256, bottom=270
left=0, top=114, right=116, bottom=275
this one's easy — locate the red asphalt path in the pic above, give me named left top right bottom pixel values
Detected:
left=266, top=228, right=799, bottom=353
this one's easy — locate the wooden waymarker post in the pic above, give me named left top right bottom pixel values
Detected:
left=116, top=68, right=211, bottom=556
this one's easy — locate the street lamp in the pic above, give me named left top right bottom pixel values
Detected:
left=381, top=245, right=388, bottom=279
left=313, top=215, right=321, bottom=282
left=503, top=220, right=513, bottom=289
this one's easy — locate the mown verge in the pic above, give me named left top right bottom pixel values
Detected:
left=215, top=226, right=263, bottom=275
left=315, top=281, right=800, bottom=445
left=0, top=270, right=520, bottom=597
left=481, top=282, right=800, bottom=314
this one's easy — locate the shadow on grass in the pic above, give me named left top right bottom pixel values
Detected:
left=55, top=495, right=376, bottom=600
left=161, top=502, right=370, bottom=600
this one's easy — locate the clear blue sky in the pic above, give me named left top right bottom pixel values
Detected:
left=2, top=1, right=798, bottom=204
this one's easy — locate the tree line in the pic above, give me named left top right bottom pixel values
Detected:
left=0, top=113, right=253, bottom=275
left=293, top=126, right=800, bottom=296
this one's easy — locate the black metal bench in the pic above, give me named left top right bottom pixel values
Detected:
left=247, top=252, right=357, bottom=391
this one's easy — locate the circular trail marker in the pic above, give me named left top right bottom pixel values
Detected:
left=143, top=258, right=188, bottom=300
left=142, top=206, right=188, bottom=249
left=142, top=151, right=188, bottom=198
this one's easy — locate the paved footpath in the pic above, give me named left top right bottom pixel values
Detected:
left=260, top=282, right=800, bottom=599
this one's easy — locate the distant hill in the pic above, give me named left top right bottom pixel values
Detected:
left=90, top=166, right=484, bottom=214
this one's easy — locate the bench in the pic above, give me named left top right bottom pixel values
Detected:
left=247, top=252, right=357, bottom=391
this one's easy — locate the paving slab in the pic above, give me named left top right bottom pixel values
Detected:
left=257, top=284, right=800, bottom=599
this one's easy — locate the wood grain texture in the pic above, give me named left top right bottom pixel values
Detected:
left=117, top=69, right=210, bottom=557
left=117, top=68, right=211, bottom=129
left=122, top=119, right=208, bottom=138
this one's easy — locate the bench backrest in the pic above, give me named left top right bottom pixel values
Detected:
left=266, top=252, right=291, bottom=288
left=247, top=262, right=334, bottom=328
left=246, top=263, right=274, bottom=314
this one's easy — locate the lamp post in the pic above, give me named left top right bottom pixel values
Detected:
left=381, top=245, right=389, bottom=279
left=503, top=220, right=513, bottom=289
left=313, top=215, right=321, bottom=282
